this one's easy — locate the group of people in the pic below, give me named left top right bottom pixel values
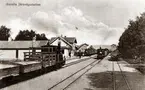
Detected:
left=69, top=50, right=82, bottom=58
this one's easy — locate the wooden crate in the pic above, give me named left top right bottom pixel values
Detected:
left=0, top=64, right=19, bottom=79
left=15, top=61, right=42, bottom=73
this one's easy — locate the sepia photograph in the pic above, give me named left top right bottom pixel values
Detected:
left=0, top=0, right=145, bottom=90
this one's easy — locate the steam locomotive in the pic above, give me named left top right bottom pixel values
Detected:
left=97, top=47, right=109, bottom=59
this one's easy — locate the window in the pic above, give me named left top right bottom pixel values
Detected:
left=50, top=48, right=52, bottom=52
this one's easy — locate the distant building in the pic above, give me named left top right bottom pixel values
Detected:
left=49, top=36, right=77, bottom=58
left=92, top=45, right=111, bottom=50
left=0, top=40, right=48, bottom=60
left=77, top=43, right=89, bottom=52
left=111, top=44, right=117, bottom=51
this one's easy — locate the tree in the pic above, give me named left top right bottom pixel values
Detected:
left=118, top=12, right=145, bottom=58
left=36, top=33, right=48, bottom=40
left=0, top=26, right=11, bottom=40
left=15, top=30, right=36, bottom=40
left=15, top=30, right=48, bottom=40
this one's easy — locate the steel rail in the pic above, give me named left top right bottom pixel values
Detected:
left=62, top=59, right=102, bottom=90
left=117, top=61, right=132, bottom=90
left=112, top=61, right=116, bottom=90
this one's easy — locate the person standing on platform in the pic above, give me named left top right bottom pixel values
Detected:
left=79, top=50, right=82, bottom=58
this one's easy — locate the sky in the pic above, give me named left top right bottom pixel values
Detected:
left=0, top=0, right=145, bottom=45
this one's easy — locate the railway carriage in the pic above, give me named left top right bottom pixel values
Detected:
left=83, top=47, right=97, bottom=56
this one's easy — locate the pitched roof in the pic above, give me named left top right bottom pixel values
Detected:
left=50, top=36, right=77, bottom=45
left=63, top=37, right=77, bottom=44
left=0, top=40, right=48, bottom=49
left=78, top=43, right=89, bottom=49
left=49, top=37, right=59, bottom=44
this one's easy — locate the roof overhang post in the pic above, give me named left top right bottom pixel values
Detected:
left=16, top=49, right=19, bottom=59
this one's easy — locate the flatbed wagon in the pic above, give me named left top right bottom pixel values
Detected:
left=0, top=44, right=66, bottom=80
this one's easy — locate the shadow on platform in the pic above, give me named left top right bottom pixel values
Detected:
left=0, top=66, right=58, bottom=89
left=85, top=71, right=142, bottom=90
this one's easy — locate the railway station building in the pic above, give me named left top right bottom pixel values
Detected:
left=0, top=35, right=78, bottom=60
left=49, top=36, right=77, bottom=58
left=77, top=43, right=89, bottom=52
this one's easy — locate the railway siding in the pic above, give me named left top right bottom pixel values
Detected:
left=115, top=60, right=145, bottom=90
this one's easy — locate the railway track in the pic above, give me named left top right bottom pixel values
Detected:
left=48, top=58, right=102, bottom=90
left=64, top=56, right=95, bottom=68
left=112, top=61, right=132, bottom=90
left=0, top=56, right=95, bottom=89
left=112, top=61, right=116, bottom=90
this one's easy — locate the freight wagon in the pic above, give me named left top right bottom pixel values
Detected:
left=0, top=44, right=65, bottom=81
